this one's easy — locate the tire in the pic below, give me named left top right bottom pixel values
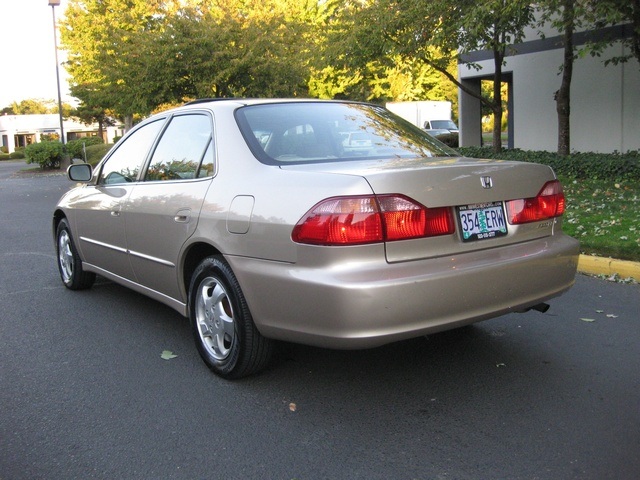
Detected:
left=189, top=256, right=273, bottom=379
left=56, top=218, right=96, bottom=290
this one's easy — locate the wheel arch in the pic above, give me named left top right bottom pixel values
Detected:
left=52, top=209, right=67, bottom=242
left=181, top=242, right=222, bottom=307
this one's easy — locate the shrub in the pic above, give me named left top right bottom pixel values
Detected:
left=24, top=141, right=64, bottom=169
left=435, top=132, right=459, bottom=148
left=9, top=150, right=25, bottom=159
left=0, top=153, right=10, bottom=160
left=84, top=143, right=113, bottom=166
left=458, top=147, right=640, bottom=181
left=66, top=137, right=104, bottom=161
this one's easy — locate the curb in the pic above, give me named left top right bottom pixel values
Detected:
left=577, top=255, right=640, bottom=281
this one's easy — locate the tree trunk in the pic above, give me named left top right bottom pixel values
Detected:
left=556, top=0, right=575, bottom=156
left=124, top=115, right=134, bottom=133
left=97, top=120, right=104, bottom=141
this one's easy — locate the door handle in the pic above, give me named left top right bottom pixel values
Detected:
left=174, top=208, right=191, bottom=223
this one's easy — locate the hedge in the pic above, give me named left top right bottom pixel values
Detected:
left=84, top=143, right=113, bottom=165
left=66, top=137, right=104, bottom=161
left=24, top=141, right=64, bottom=169
left=458, top=147, right=640, bottom=181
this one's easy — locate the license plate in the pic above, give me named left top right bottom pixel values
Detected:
left=457, top=202, right=508, bottom=242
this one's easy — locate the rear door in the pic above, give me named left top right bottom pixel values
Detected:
left=124, top=112, right=215, bottom=302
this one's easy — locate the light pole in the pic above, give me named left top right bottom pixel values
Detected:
left=48, top=0, right=65, bottom=148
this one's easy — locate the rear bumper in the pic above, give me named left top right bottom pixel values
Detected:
left=228, top=234, right=580, bottom=349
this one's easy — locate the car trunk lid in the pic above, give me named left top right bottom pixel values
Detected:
left=281, top=156, right=560, bottom=262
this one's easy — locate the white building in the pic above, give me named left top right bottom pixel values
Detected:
left=0, top=114, right=123, bottom=154
left=458, top=23, right=639, bottom=153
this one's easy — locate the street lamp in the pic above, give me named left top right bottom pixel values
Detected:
left=48, top=0, right=65, bottom=148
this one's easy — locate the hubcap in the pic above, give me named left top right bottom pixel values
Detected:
left=58, top=230, right=74, bottom=283
left=195, top=277, right=235, bottom=360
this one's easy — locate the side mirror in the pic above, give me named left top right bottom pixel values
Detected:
left=67, top=163, right=93, bottom=182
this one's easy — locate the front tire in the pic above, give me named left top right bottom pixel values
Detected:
left=189, top=256, right=273, bottom=379
left=56, top=218, right=96, bottom=290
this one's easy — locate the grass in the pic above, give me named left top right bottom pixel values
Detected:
left=560, top=176, right=640, bottom=262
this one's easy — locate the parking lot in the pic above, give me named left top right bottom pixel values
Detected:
left=1, top=161, right=639, bottom=479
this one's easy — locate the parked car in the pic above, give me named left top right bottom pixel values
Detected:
left=423, top=119, right=459, bottom=135
left=54, top=99, right=579, bottom=379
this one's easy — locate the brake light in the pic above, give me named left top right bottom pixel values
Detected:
left=506, top=180, right=566, bottom=225
left=292, top=195, right=454, bottom=246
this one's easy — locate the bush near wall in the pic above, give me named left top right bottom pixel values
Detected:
left=66, top=137, right=104, bottom=161
left=435, top=133, right=459, bottom=148
left=0, top=148, right=25, bottom=160
left=458, top=147, right=640, bottom=181
left=84, top=143, right=113, bottom=165
left=24, top=141, right=64, bottom=169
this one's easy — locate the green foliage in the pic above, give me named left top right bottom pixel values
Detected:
left=9, top=99, right=50, bottom=114
left=24, top=141, right=65, bottom=169
left=4, top=98, right=75, bottom=116
left=561, top=176, right=640, bottom=261
left=10, top=150, right=25, bottom=159
left=66, top=137, right=105, bottom=161
left=85, top=144, right=114, bottom=166
left=459, top=147, right=640, bottom=181
left=61, top=0, right=319, bottom=121
left=434, top=133, right=459, bottom=148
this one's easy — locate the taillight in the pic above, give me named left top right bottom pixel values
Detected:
left=292, top=195, right=454, bottom=246
left=505, top=180, right=566, bottom=225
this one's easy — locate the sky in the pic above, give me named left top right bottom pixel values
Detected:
left=0, top=0, right=72, bottom=108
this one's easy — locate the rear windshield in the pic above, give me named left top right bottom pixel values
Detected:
left=235, top=102, right=458, bottom=165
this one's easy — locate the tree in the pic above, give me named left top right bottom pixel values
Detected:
left=72, top=101, right=116, bottom=141
left=323, top=0, right=535, bottom=152
left=61, top=0, right=321, bottom=127
left=9, top=99, right=51, bottom=114
left=582, top=0, right=640, bottom=66
left=537, top=0, right=639, bottom=155
left=60, top=0, right=177, bottom=130
left=3, top=98, right=74, bottom=117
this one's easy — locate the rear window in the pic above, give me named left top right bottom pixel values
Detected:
left=235, top=102, right=458, bottom=165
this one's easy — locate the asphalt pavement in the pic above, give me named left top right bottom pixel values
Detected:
left=1, top=160, right=639, bottom=480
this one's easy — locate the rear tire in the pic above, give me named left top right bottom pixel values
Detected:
left=56, top=218, right=96, bottom=290
left=189, top=256, right=273, bottom=379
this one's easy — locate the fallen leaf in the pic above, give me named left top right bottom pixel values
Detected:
left=606, top=314, right=619, bottom=318
left=496, top=363, right=506, bottom=368
left=161, top=350, right=178, bottom=360
left=580, top=318, right=596, bottom=322
left=596, top=310, right=604, bottom=313
left=289, top=403, right=297, bottom=412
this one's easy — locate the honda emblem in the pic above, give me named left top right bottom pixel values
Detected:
left=481, top=176, right=493, bottom=189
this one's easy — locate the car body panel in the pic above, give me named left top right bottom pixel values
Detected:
left=227, top=234, right=578, bottom=348
left=58, top=184, right=136, bottom=280
left=124, top=177, right=213, bottom=300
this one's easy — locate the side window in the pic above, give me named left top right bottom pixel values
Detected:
left=197, top=141, right=215, bottom=178
left=99, top=119, right=164, bottom=185
left=145, top=114, right=213, bottom=181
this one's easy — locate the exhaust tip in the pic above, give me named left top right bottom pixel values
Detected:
left=531, top=303, right=550, bottom=313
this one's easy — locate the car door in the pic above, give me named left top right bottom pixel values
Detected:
left=72, top=118, right=165, bottom=280
left=124, top=112, right=215, bottom=301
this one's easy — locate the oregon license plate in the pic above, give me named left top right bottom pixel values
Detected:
left=457, top=202, right=508, bottom=242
